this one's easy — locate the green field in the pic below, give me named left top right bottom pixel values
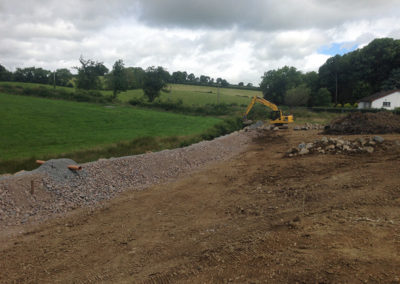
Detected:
left=116, top=84, right=261, bottom=106
left=0, top=81, right=260, bottom=107
left=0, top=93, right=221, bottom=161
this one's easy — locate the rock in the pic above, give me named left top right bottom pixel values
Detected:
left=305, top=143, right=314, bottom=149
left=294, top=126, right=301, bottom=131
left=298, top=143, right=306, bottom=149
left=343, top=145, right=351, bottom=151
left=335, top=139, right=345, bottom=146
left=320, top=137, right=329, bottom=144
left=301, top=126, right=308, bottom=130
left=299, top=148, right=310, bottom=155
left=357, top=137, right=366, bottom=146
left=326, top=145, right=335, bottom=151
left=364, top=146, right=374, bottom=153
left=372, top=136, right=384, bottom=143
left=273, top=127, right=279, bottom=131
left=395, top=140, right=400, bottom=146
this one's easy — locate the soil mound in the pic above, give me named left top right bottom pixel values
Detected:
left=324, top=112, right=400, bottom=134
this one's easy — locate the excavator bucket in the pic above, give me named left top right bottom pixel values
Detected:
left=243, top=119, right=253, bottom=125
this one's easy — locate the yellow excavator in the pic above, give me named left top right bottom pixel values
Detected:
left=243, top=96, right=294, bottom=126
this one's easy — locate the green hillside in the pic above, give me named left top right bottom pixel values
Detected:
left=0, top=92, right=220, bottom=161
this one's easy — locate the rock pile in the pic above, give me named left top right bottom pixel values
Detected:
left=286, top=136, right=388, bottom=157
left=293, top=123, right=325, bottom=131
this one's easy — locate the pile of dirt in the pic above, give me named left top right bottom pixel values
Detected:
left=324, top=112, right=400, bottom=134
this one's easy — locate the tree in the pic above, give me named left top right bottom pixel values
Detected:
left=74, top=56, right=104, bottom=90
left=238, top=82, right=244, bottom=87
left=381, top=68, right=400, bottom=90
left=200, top=75, right=210, bottom=84
left=0, top=64, right=12, bottom=81
left=13, top=67, right=51, bottom=84
left=125, top=67, right=145, bottom=89
left=49, top=68, right=73, bottom=87
left=311, top=88, right=331, bottom=106
left=352, top=81, right=372, bottom=102
left=107, top=59, right=128, bottom=98
left=260, top=66, right=303, bottom=105
left=171, top=71, right=187, bottom=83
left=187, top=73, right=195, bottom=82
left=142, top=66, right=167, bottom=102
left=284, top=84, right=310, bottom=107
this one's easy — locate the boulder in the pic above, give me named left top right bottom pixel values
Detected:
left=299, top=148, right=310, bottom=155
left=372, top=136, right=384, bottom=143
left=364, top=146, right=374, bottom=153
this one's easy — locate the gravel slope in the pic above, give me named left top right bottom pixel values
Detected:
left=0, top=130, right=256, bottom=228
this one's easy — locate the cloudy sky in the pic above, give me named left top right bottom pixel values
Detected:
left=1, top=0, right=400, bottom=85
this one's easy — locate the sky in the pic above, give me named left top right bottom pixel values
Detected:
left=1, top=0, right=400, bottom=85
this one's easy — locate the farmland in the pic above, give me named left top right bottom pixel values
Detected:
left=0, top=92, right=221, bottom=161
left=117, top=84, right=261, bottom=106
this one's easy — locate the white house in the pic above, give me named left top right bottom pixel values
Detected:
left=357, top=90, right=400, bottom=110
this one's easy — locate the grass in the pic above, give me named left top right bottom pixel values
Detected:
left=0, top=92, right=221, bottom=162
left=1, top=81, right=261, bottom=107
left=116, top=84, right=261, bottom=106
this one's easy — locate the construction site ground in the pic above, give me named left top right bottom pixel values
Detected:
left=1, top=128, right=400, bottom=283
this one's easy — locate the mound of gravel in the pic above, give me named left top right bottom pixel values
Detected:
left=0, top=129, right=259, bottom=227
left=35, top=158, right=87, bottom=182
left=324, top=112, right=400, bottom=134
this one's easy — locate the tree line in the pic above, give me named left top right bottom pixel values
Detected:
left=0, top=58, right=253, bottom=91
left=260, top=38, right=400, bottom=107
left=2, top=37, right=399, bottom=106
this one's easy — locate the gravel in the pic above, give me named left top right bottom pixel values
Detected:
left=0, top=130, right=257, bottom=227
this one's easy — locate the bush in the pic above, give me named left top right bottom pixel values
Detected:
left=343, top=103, right=353, bottom=108
left=128, top=96, right=234, bottom=116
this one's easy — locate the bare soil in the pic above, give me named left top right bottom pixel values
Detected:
left=1, top=129, right=400, bottom=283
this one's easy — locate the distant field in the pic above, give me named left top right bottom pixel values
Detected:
left=116, top=84, right=261, bottom=106
left=0, top=93, right=221, bottom=161
left=0, top=81, right=260, bottom=107
left=0, top=81, right=73, bottom=92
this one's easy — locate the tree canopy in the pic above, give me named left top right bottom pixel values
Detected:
left=142, top=66, right=168, bottom=102
left=75, top=56, right=108, bottom=90
left=106, top=59, right=128, bottom=98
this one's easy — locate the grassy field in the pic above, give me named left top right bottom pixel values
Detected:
left=116, top=84, right=261, bottom=106
left=0, top=92, right=221, bottom=161
left=0, top=81, right=261, bottom=107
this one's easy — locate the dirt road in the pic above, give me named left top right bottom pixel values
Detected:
left=1, top=129, right=400, bottom=283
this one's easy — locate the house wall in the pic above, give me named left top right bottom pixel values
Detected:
left=371, top=91, right=400, bottom=110
left=357, top=102, right=371, bottom=109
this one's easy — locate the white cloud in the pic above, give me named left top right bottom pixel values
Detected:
left=0, top=0, right=400, bottom=85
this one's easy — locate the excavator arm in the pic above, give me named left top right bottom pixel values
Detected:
left=243, top=96, right=294, bottom=125
left=243, top=96, right=278, bottom=120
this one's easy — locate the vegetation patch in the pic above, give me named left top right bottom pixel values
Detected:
left=0, top=114, right=242, bottom=174
left=0, top=92, right=221, bottom=164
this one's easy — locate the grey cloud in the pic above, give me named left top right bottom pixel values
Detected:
left=135, top=0, right=400, bottom=31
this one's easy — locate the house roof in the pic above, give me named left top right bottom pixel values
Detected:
left=357, top=89, right=400, bottom=103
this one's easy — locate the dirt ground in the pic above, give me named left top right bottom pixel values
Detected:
left=1, top=129, right=400, bottom=283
